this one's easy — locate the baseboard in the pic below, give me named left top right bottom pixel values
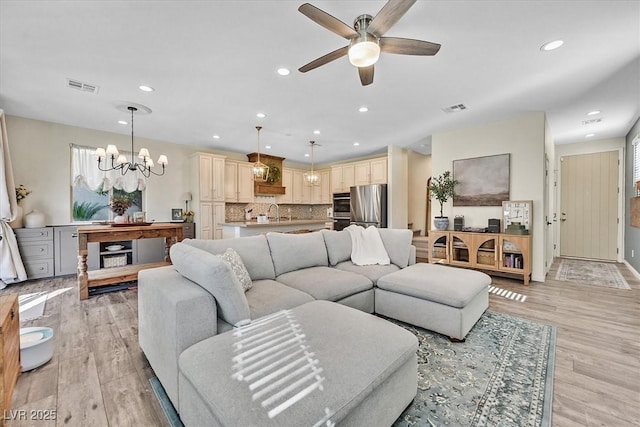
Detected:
left=623, top=260, right=640, bottom=280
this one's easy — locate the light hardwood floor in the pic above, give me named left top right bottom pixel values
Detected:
left=1, top=259, right=639, bottom=427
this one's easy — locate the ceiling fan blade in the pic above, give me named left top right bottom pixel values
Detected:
left=367, top=0, right=417, bottom=37
left=299, top=45, right=349, bottom=73
left=359, top=65, right=374, bottom=86
left=298, top=3, right=358, bottom=39
left=380, top=37, right=441, bottom=55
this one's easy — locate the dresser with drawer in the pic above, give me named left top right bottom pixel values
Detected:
left=14, top=227, right=54, bottom=279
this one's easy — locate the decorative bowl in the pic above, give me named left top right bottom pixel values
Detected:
left=105, top=244, right=124, bottom=251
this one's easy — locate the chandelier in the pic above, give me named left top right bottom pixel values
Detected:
left=303, top=141, right=319, bottom=186
left=252, top=126, right=269, bottom=182
left=95, top=106, right=167, bottom=178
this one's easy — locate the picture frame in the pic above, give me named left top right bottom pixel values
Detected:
left=453, top=153, right=510, bottom=206
left=171, top=208, right=184, bottom=222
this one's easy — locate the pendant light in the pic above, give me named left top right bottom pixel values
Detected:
left=303, top=141, right=319, bottom=186
left=95, top=106, right=167, bottom=177
left=252, top=126, right=269, bottom=182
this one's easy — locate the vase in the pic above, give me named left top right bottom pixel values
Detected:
left=434, top=217, right=449, bottom=230
left=9, top=205, right=23, bottom=229
left=24, top=209, right=46, bottom=228
left=113, top=215, right=126, bottom=224
left=185, top=216, right=194, bottom=223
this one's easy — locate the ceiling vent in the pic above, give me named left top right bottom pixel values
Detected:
left=442, top=104, right=467, bottom=113
left=67, top=78, right=99, bottom=94
left=582, top=118, right=602, bottom=125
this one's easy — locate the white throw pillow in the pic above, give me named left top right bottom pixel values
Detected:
left=219, top=248, right=253, bottom=292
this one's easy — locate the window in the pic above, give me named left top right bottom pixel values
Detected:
left=70, top=144, right=143, bottom=221
left=634, top=137, right=640, bottom=196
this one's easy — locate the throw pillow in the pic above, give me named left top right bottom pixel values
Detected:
left=219, top=248, right=253, bottom=292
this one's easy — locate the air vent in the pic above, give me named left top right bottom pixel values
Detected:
left=442, top=103, right=467, bottom=113
left=67, top=78, right=99, bottom=94
left=582, top=118, right=602, bottom=125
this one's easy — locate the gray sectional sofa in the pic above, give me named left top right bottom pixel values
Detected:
left=138, top=228, right=489, bottom=425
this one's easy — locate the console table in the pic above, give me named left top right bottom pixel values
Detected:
left=77, top=223, right=183, bottom=300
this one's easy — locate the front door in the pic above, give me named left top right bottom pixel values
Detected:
left=559, top=151, right=618, bottom=260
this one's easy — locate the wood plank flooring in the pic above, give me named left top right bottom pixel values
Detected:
left=1, top=259, right=638, bottom=427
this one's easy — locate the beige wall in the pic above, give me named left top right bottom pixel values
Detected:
left=5, top=115, right=227, bottom=224
left=387, top=146, right=408, bottom=229
left=432, top=112, right=546, bottom=281
left=407, top=151, right=430, bottom=236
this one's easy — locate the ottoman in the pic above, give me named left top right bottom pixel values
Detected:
left=178, top=300, right=418, bottom=427
left=375, top=263, right=490, bottom=340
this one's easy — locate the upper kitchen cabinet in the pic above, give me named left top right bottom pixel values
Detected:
left=355, top=158, right=387, bottom=186
left=331, top=164, right=355, bottom=193
left=311, top=169, right=332, bottom=204
left=191, top=153, right=225, bottom=202
left=276, top=168, right=293, bottom=204
left=292, top=170, right=312, bottom=204
left=225, top=160, right=254, bottom=203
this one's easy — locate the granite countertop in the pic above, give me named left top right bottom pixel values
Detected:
left=220, top=219, right=329, bottom=228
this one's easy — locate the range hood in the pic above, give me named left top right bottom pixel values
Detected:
left=246, top=153, right=286, bottom=195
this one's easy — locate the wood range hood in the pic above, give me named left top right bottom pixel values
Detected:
left=246, top=153, right=286, bottom=195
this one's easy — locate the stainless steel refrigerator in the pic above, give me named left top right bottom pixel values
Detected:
left=350, top=184, right=387, bottom=228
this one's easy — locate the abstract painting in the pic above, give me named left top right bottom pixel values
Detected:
left=453, top=154, right=510, bottom=206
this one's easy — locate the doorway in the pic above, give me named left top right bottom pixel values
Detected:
left=559, top=151, right=618, bottom=260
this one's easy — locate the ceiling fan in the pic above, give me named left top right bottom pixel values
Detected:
left=298, top=0, right=441, bottom=86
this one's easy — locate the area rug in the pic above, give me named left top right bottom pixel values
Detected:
left=555, top=258, right=631, bottom=290
left=151, top=310, right=555, bottom=427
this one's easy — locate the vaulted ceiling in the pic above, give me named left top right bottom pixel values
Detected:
left=1, top=1, right=638, bottom=164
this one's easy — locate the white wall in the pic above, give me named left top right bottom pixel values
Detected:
left=432, top=112, right=546, bottom=281
left=407, top=151, right=431, bottom=235
left=6, top=115, right=226, bottom=225
left=387, top=146, right=408, bottom=229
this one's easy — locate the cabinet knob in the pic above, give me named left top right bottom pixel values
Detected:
left=40, top=248, right=45, bottom=252
left=10, top=309, right=14, bottom=320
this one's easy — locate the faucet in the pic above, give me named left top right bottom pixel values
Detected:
left=267, top=203, right=280, bottom=223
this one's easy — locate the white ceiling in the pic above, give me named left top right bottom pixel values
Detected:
left=1, top=1, right=638, bottom=165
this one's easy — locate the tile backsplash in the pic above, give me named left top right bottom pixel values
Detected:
left=226, top=201, right=331, bottom=222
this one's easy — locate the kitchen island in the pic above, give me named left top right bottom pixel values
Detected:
left=220, top=219, right=330, bottom=239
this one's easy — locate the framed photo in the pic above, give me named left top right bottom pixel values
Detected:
left=171, top=208, right=184, bottom=222
left=453, top=153, right=510, bottom=206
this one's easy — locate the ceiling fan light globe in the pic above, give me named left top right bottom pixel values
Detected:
left=348, top=40, right=380, bottom=67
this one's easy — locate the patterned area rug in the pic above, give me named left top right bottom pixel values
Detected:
left=392, top=311, right=555, bottom=427
left=555, top=258, right=631, bottom=290
left=151, top=311, right=555, bottom=427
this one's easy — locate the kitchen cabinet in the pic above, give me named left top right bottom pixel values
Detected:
left=292, top=170, right=311, bottom=204
left=190, top=152, right=226, bottom=239
left=311, top=169, right=331, bottom=204
left=331, top=164, right=355, bottom=193
left=224, top=160, right=254, bottom=203
left=213, top=202, right=225, bottom=239
left=277, top=168, right=293, bottom=204
left=355, top=158, right=387, bottom=186
left=14, top=227, right=54, bottom=279
left=429, top=230, right=531, bottom=285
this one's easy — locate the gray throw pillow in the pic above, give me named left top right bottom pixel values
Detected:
left=218, top=248, right=252, bottom=292
left=170, top=243, right=250, bottom=326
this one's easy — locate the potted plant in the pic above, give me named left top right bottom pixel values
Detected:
left=110, top=194, right=133, bottom=223
left=429, top=171, right=458, bottom=230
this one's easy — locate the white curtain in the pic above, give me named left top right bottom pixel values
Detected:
left=71, top=145, right=146, bottom=193
left=0, top=109, right=27, bottom=287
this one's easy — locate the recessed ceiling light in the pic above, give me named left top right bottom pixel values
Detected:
left=304, top=153, right=310, bottom=157
left=213, top=135, right=220, bottom=140
left=118, top=120, right=128, bottom=125
left=540, top=40, right=564, bottom=51
left=256, top=112, right=266, bottom=118
left=353, top=142, right=360, bottom=146
left=277, top=68, right=290, bottom=76
left=265, top=145, right=271, bottom=149
left=358, top=106, right=369, bottom=113
left=313, top=130, right=320, bottom=135
left=586, top=133, right=595, bottom=138
left=139, top=85, right=154, bottom=92
left=587, top=110, right=601, bottom=116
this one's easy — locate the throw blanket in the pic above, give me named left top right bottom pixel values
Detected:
left=345, top=225, right=390, bottom=266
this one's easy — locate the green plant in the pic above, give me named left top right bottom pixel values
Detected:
left=110, top=194, right=133, bottom=216
left=266, top=163, right=281, bottom=184
left=429, top=171, right=458, bottom=217
left=73, top=201, right=107, bottom=220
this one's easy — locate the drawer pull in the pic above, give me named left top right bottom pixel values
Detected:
left=71, top=233, right=78, bottom=238
left=40, top=248, right=45, bottom=252
left=10, top=309, right=14, bottom=320
left=39, top=267, right=45, bottom=271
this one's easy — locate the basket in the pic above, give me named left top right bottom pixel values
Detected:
left=103, top=254, right=127, bottom=268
